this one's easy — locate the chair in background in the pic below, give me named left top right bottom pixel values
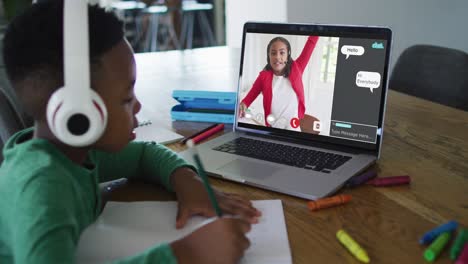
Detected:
left=179, top=0, right=216, bottom=49
left=110, top=0, right=216, bottom=52
left=142, top=4, right=181, bottom=51
left=112, top=0, right=181, bottom=52
left=110, top=0, right=147, bottom=52
left=0, top=45, right=33, bottom=163
left=389, top=45, right=468, bottom=111
left=0, top=87, right=28, bottom=163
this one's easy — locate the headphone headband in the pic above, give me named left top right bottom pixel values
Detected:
left=64, top=0, right=90, bottom=99
left=46, top=0, right=108, bottom=147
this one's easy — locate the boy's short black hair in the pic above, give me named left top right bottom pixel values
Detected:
left=2, top=0, right=125, bottom=119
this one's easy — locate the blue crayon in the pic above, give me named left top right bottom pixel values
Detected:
left=346, top=170, right=377, bottom=188
left=419, top=220, right=458, bottom=245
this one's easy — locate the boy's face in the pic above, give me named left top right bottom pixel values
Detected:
left=92, top=39, right=141, bottom=152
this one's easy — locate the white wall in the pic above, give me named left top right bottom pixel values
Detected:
left=287, top=0, right=468, bottom=72
left=225, top=0, right=287, bottom=48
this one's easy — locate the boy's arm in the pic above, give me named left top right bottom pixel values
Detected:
left=111, top=244, right=177, bottom=264
left=93, top=141, right=195, bottom=191
left=13, top=173, right=82, bottom=264
left=13, top=169, right=180, bottom=263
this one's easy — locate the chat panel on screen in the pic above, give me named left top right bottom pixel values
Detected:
left=329, top=38, right=388, bottom=143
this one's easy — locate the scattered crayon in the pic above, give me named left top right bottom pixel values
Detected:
left=451, top=229, right=468, bottom=260
left=307, top=194, right=352, bottom=211
left=424, top=232, right=451, bottom=262
left=455, top=244, right=468, bottom=264
left=336, top=229, right=370, bottom=263
left=366, top=175, right=411, bottom=186
left=419, top=220, right=458, bottom=245
left=346, top=170, right=377, bottom=188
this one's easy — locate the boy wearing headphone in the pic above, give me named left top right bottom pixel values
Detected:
left=0, top=1, right=260, bottom=263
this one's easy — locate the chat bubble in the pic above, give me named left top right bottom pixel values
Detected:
left=356, top=71, right=381, bottom=93
left=341, top=45, right=365, bottom=59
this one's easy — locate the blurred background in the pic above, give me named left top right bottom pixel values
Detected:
left=1, top=0, right=467, bottom=70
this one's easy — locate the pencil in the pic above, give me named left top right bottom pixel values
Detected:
left=187, top=140, right=223, bottom=217
left=181, top=124, right=219, bottom=144
left=191, top=124, right=224, bottom=144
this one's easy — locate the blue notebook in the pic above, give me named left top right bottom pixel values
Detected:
left=171, top=90, right=236, bottom=123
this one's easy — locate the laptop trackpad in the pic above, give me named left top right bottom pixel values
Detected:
left=217, top=159, right=276, bottom=180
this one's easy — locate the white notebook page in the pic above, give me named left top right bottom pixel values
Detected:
left=76, top=200, right=292, bottom=264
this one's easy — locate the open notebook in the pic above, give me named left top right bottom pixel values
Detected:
left=135, top=120, right=183, bottom=145
left=76, top=200, right=291, bottom=264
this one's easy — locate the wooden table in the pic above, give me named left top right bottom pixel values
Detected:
left=113, top=47, right=468, bottom=263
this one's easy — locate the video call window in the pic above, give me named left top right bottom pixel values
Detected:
left=238, top=33, right=387, bottom=145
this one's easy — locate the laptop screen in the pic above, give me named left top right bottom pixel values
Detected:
left=236, top=22, right=392, bottom=152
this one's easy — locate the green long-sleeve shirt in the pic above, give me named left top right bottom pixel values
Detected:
left=0, top=128, right=192, bottom=263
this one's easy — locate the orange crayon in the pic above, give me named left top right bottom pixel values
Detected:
left=308, top=194, right=352, bottom=211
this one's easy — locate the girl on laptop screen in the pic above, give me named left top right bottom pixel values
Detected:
left=239, top=35, right=320, bottom=133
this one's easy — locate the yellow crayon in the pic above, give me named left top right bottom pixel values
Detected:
left=336, top=229, right=370, bottom=263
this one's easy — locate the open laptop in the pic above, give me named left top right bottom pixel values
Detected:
left=180, top=22, right=392, bottom=200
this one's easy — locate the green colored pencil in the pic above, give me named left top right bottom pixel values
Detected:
left=187, top=140, right=223, bottom=217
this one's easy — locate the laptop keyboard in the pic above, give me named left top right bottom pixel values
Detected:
left=212, top=137, right=352, bottom=173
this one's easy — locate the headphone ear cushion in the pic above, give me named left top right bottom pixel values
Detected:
left=46, top=88, right=67, bottom=137
left=46, top=87, right=108, bottom=146
left=89, top=90, right=108, bottom=128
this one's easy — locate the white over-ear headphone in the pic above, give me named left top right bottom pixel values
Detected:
left=46, top=0, right=107, bottom=147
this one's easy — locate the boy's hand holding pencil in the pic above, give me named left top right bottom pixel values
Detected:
left=171, top=217, right=252, bottom=264
left=168, top=140, right=262, bottom=264
left=169, top=167, right=261, bottom=229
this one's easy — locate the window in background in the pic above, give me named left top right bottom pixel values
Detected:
left=320, top=37, right=339, bottom=84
